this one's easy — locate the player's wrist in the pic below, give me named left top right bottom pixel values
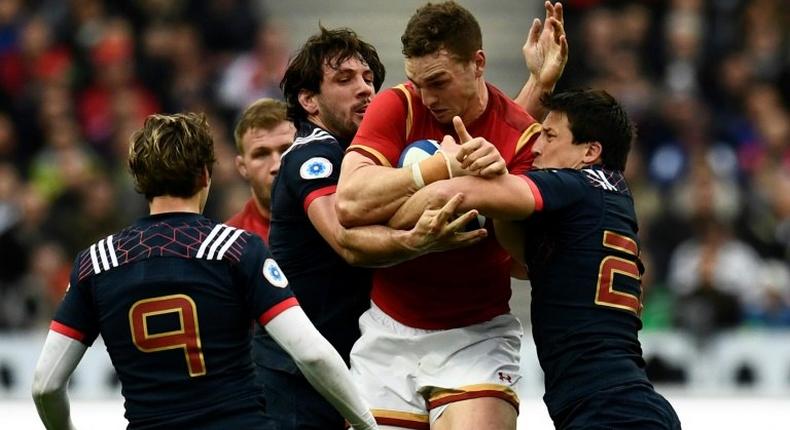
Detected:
left=413, top=152, right=451, bottom=189
left=397, top=228, right=425, bottom=254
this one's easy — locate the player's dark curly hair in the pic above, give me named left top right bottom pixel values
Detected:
left=401, top=1, right=482, bottom=62
left=281, top=26, right=385, bottom=123
left=128, top=113, right=216, bottom=200
left=541, top=89, right=635, bottom=171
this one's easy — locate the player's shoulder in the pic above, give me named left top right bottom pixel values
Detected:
left=288, top=122, right=338, bottom=150
left=74, top=229, right=127, bottom=283
left=525, top=168, right=591, bottom=194
left=76, top=218, right=258, bottom=282
left=579, top=167, right=630, bottom=194
left=197, top=221, right=258, bottom=263
left=283, top=123, right=342, bottom=162
left=487, top=82, right=537, bottom=132
left=369, top=83, right=414, bottom=110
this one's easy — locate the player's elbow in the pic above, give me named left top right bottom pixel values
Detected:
left=31, top=368, right=60, bottom=400
left=335, top=195, right=368, bottom=228
left=335, top=229, right=372, bottom=267
left=428, top=182, right=455, bottom=207
left=293, top=338, right=336, bottom=369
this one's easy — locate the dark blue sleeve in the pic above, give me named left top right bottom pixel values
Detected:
left=524, top=169, right=587, bottom=212
left=280, top=141, right=343, bottom=212
left=235, top=233, right=297, bottom=325
left=52, top=253, right=100, bottom=346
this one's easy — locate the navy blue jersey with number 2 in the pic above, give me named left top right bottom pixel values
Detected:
left=519, top=166, right=648, bottom=420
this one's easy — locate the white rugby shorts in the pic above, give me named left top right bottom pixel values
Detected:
left=350, top=302, right=523, bottom=429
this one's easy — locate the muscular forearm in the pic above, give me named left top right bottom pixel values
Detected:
left=388, top=185, right=447, bottom=230
left=514, top=74, right=554, bottom=121
left=336, top=224, right=426, bottom=268
left=336, top=153, right=420, bottom=227
left=393, top=175, right=536, bottom=227
left=308, top=195, right=424, bottom=268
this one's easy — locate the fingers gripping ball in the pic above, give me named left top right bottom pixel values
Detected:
left=398, top=139, right=486, bottom=231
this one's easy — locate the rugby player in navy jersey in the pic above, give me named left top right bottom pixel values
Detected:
left=256, top=26, right=489, bottom=430
left=31, top=113, right=378, bottom=430
left=391, top=89, right=681, bottom=429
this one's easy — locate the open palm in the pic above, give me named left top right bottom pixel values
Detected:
left=524, top=1, right=569, bottom=88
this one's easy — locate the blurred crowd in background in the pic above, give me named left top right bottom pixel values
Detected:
left=0, top=0, right=787, bottom=342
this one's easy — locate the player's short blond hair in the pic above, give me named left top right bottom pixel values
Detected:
left=233, top=98, right=289, bottom=154
left=128, top=113, right=216, bottom=200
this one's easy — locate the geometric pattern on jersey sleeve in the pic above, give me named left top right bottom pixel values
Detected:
left=78, top=220, right=249, bottom=281
left=581, top=167, right=630, bottom=195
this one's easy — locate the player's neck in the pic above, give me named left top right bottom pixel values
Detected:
left=149, top=195, right=202, bottom=215
left=462, top=78, right=489, bottom=125
left=252, top=194, right=271, bottom=220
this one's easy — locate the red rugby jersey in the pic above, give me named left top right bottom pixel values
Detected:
left=348, top=81, right=541, bottom=329
left=226, top=198, right=271, bottom=245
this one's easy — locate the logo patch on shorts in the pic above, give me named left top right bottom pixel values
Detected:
left=300, top=157, right=333, bottom=179
left=263, top=258, right=288, bottom=288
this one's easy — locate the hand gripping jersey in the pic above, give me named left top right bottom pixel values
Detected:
left=348, top=81, right=541, bottom=329
left=519, top=166, right=649, bottom=420
left=51, top=213, right=296, bottom=429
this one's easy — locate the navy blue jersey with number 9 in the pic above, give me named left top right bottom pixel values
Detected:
left=51, top=213, right=296, bottom=429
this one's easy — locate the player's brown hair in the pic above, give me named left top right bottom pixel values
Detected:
left=128, top=113, right=216, bottom=200
left=401, top=1, right=482, bottom=62
left=281, top=26, right=385, bottom=123
left=233, top=98, right=289, bottom=154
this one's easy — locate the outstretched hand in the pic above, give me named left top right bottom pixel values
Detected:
left=450, top=116, right=507, bottom=178
left=405, top=193, right=487, bottom=254
left=524, top=1, right=568, bottom=89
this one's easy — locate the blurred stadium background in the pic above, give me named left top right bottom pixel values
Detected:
left=0, top=0, right=788, bottom=428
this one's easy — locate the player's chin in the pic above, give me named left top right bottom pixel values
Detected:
left=429, top=109, right=453, bottom=124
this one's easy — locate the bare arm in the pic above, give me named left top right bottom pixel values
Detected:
left=336, top=151, right=422, bottom=228
left=514, top=1, right=568, bottom=120
left=390, top=174, right=537, bottom=229
left=265, top=306, right=378, bottom=430
left=32, top=331, right=87, bottom=430
left=309, top=193, right=486, bottom=267
left=337, top=118, right=507, bottom=228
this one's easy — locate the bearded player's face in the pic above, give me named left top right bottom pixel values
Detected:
left=314, top=56, right=375, bottom=140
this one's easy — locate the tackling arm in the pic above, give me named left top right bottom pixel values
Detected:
left=309, top=193, right=486, bottom=267
left=389, top=174, right=537, bottom=229
left=335, top=151, right=422, bottom=228
left=32, top=330, right=88, bottom=430
left=265, top=306, right=378, bottom=430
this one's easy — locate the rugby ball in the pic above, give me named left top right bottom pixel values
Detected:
left=397, top=139, right=440, bottom=168
left=397, top=139, right=486, bottom=231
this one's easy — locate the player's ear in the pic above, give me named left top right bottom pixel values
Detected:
left=298, top=90, right=318, bottom=116
left=199, top=166, right=211, bottom=187
left=235, top=154, right=248, bottom=179
left=473, top=50, right=486, bottom=78
left=583, top=141, right=603, bottom=165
